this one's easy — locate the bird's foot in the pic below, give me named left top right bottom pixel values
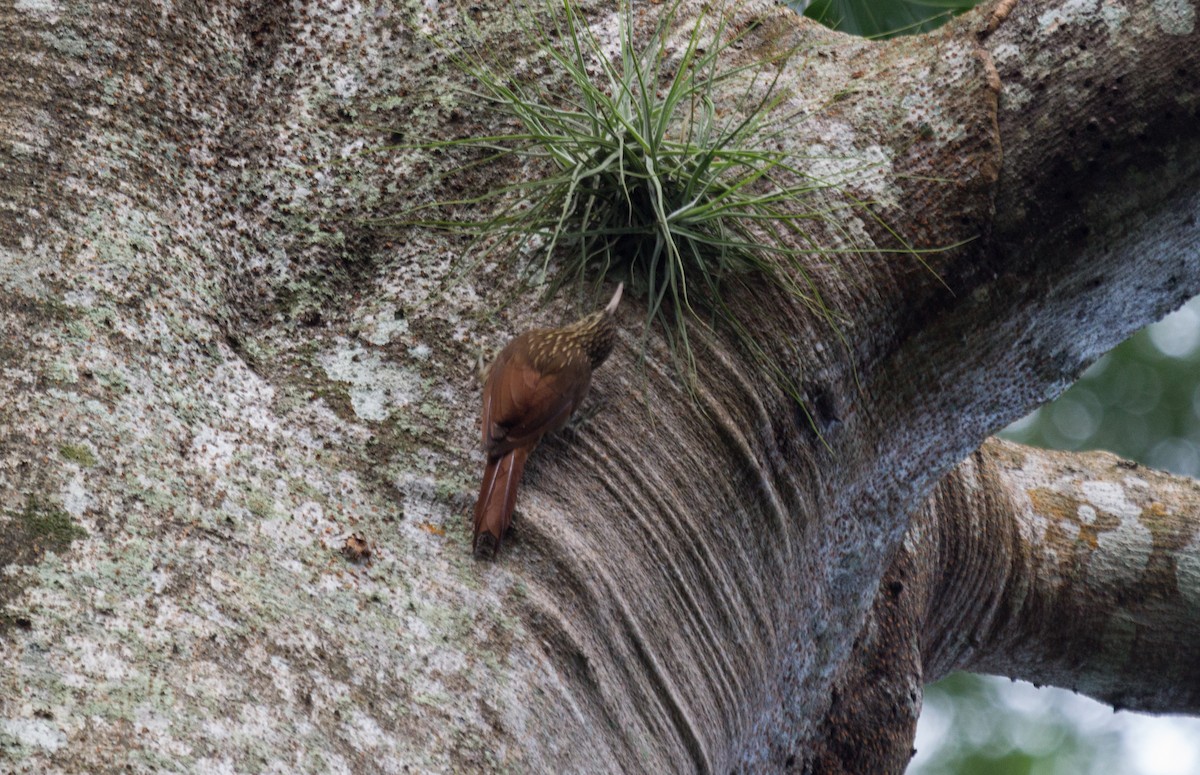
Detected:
left=472, top=532, right=500, bottom=560
left=562, top=399, right=606, bottom=438
left=472, top=525, right=515, bottom=561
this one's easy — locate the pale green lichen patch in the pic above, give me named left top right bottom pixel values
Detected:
left=1178, top=533, right=1200, bottom=612
left=14, top=0, right=63, bottom=12
left=1038, top=0, right=1104, bottom=36
left=1100, top=2, right=1132, bottom=32
left=1080, top=480, right=1154, bottom=583
left=0, top=0, right=538, bottom=769
left=360, top=303, right=410, bottom=346
left=1030, top=478, right=1157, bottom=583
left=0, top=717, right=67, bottom=755
left=1153, top=0, right=1196, bottom=35
left=60, top=471, right=93, bottom=518
left=318, top=340, right=422, bottom=422
left=246, top=491, right=274, bottom=519
left=47, top=358, right=79, bottom=385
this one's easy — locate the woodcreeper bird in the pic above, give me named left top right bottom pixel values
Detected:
left=473, top=283, right=623, bottom=554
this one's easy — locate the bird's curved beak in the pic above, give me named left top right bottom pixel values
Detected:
left=606, top=282, right=623, bottom=314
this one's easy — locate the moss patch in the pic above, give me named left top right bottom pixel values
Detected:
left=0, top=496, right=89, bottom=634
left=59, top=443, right=98, bottom=467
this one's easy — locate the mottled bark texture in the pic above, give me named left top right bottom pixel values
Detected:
left=0, top=0, right=1197, bottom=773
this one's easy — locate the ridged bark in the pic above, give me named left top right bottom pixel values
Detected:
left=0, top=1, right=1197, bottom=772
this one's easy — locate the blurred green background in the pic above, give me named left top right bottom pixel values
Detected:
left=786, top=1, right=1200, bottom=772
left=801, top=0, right=977, bottom=38
left=911, top=303, right=1200, bottom=775
left=1001, top=302, right=1200, bottom=475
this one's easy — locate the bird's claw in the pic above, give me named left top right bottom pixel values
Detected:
left=565, top=399, right=606, bottom=434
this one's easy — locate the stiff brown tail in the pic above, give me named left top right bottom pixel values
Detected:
left=473, top=446, right=530, bottom=552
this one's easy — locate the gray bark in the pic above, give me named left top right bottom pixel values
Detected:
left=0, top=0, right=1197, bottom=773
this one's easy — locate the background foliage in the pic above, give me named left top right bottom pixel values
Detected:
left=912, top=300, right=1200, bottom=774
left=801, top=0, right=976, bottom=38
left=789, top=1, right=1200, bottom=772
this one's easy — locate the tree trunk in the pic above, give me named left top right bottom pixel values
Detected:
left=1, top=0, right=1197, bottom=772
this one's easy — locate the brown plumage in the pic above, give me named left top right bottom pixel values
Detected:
left=473, top=284, right=623, bottom=555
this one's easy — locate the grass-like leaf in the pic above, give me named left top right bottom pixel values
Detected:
left=386, top=0, right=945, bottom=421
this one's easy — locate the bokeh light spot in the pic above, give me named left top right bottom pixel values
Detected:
left=1147, top=299, right=1200, bottom=359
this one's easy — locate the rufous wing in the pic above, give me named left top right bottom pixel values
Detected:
left=481, top=339, right=591, bottom=456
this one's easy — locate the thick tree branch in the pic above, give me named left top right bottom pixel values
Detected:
left=814, top=438, right=1200, bottom=773
left=924, top=439, right=1200, bottom=713
left=750, top=0, right=1200, bottom=764
left=0, top=0, right=1197, bottom=772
